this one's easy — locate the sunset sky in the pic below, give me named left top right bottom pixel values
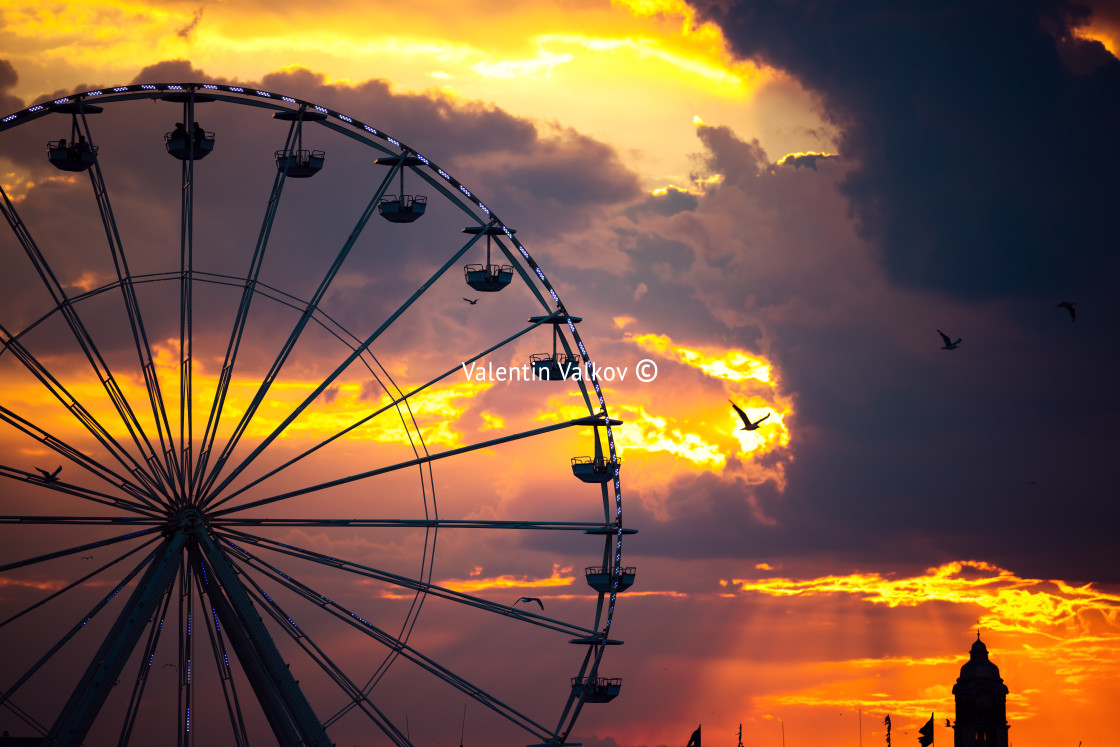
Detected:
left=2, top=1, right=1120, bottom=746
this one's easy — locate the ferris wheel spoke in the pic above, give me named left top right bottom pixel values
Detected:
left=0, top=539, right=167, bottom=714
left=1, top=697, right=48, bottom=738
left=0, top=464, right=163, bottom=516
left=178, top=100, right=199, bottom=505
left=223, top=541, right=556, bottom=742
left=201, top=222, right=492, bottom=506
left=215, top=518, right=613, bottom=530
left=0, top=514, right=162, bottom=526
left=212, top=314, right=558, bottom=507
left=211, top=413, right=610, bottom=516
left=0, top=326, right=168, bottom=502
left=0, top=404, right=162, bottom=509
left=192, top=119, right=301, bottom=505
left=0, top=188, right=172, bottom=496
left=196, top=161, right=407, bottom=503
left=0, top=536, right=159, bottom=632
left=116, top=577, right=175, bottom=747
left=236, top=569, right=410, bottom=746
left=0, top=526, right=160, bottom=573
left=81, top=110, right=182, bottom=501
left=215, top=528, right=595, bottom=638
left=190, top=550, right=252, bottom=747
left=176, top=550, right=196, bottom=747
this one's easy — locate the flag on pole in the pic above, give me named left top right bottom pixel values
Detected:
left=918, top=714, right=934, bottom=747
left=884, top=714, right=892, bottom=747
left=686, top=724, right=701, bottom=747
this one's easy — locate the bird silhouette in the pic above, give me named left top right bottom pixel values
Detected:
left=729, top=400, right=770, bottom=431
left=163, top=663, right=177, bottom=670
left=1057, top=301, right=1076, bottom=322
left=35, top=466, right=62, bottom=482
left=514, top=597, right=544, bottom=610
left=462, top=297, right=479, bottom=305
left=937, top=330, right=961, bottom=350
left=80, top=555, right=94, bottom=560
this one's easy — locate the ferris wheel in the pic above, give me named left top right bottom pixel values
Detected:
left=0, top=82, right=634, bottom=746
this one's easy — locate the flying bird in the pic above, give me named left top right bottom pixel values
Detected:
left=163, top=663, right=177, bottom=670
left=729, top=400, right=769, bottom=431
left=35, top=466, right=62, bottom=482
left=80, top=555, right=94, bottom=560
left=937, top=330, right=961, bottom=350
left=514, top=597, right=544, bottom=610
left=462, top=297, right=478, bottom=305
left=1057, top=301, right=1076, bottom=322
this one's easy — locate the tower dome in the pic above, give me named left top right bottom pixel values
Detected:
left=952, top=635, right=1010, bottom=747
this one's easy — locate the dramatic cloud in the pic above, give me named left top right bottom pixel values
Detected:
left=691, top=0, right=1120, bottom=301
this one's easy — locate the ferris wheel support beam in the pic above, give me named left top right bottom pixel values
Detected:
left=0, top=186, right=169, bottom=497
left=213, top=312, right=559, bottom=505
left=202, top=224, right=491, bottom=506
left=79, top=107, right=181, bottom=500
left=197, top=160, right=407, bottom=502
left=192, top=116, right=300, bottom=500
left=43, top=534, right=185, bottom=747
left=197, top=530, right=333, bottom=747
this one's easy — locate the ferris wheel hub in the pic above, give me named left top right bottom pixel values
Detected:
left=173, top=507, right=206, bottom=533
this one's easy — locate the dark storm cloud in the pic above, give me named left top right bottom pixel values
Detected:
left=624, top=186, right=698, bottom=218
left=0, top=59, right=21, bottom=115
left=779, top=153, right=838, bottom=171
left=592, top=120, right=1120, bottom=584
left=690, top=0, right=1120, bottom=300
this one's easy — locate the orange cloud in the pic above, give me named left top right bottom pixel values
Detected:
left=726, top=560, right=1120, bottom=640
left=438, top=563, right=574, bottom=593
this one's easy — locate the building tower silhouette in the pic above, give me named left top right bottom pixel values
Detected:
left=951, top=635, right=1009, bottom=746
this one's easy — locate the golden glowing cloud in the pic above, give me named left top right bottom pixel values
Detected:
left=628, top=332, right=773, bottom=384
left=1, top=339, right=491, bottom=453
left=622, top=331, right=793, bottom=463
left=0, top=0, right=819, bottom=190
left=726, top=560, right=1120, bottom=640
left=438, top=563, right=574, bottom=593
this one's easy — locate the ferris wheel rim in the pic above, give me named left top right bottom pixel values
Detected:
left=0, top=80, right=628, bottom=746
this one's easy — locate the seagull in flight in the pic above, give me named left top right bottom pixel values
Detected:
left=937, top=330, right=961, bottom=350
left=35, top=466, right=62, bottom=482
left=80, top=555, right=94, bottom=560
left=462, top=297, right=479, bottom=305
left=729, top=400, right=769, bottom=431
left=1057, top=301, right=1076, bottom=322
left=514, top=597, right=544, bottom=610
